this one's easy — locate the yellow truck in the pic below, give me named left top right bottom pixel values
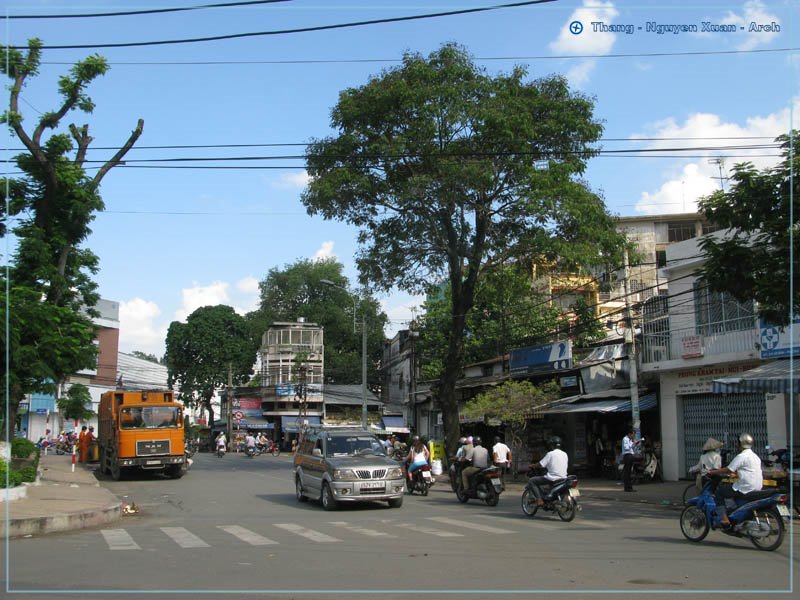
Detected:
left=97, top=389, right=186, bottom=480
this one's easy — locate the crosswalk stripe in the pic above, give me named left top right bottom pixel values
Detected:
left=426, top=516, right=515, bottom=534
left=160, top=526, right=210, bottom=548
left=217, top=525, right=278, bottom=545
left=274, top=523, right=341, bottom=542
left=328, top=521, right=395, bottom=538
left=395, top=523, right=464, bottom=537
left=101, top=529, right=141, bottom=550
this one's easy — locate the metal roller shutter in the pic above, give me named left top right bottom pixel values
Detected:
left=681, top=392, right=767, bottom=474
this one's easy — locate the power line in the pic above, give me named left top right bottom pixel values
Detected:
left=32, top=47, right=800, bottom=64
left=5, top=1, right=558, bottom=50
left=4, top=0, right=290, bottom=20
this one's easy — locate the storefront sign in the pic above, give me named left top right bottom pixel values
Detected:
left=760, top=317, right=799, bottom=358
left=676, top=363, right=760, bottom=394
left=510, top=340, right=572, bottom=375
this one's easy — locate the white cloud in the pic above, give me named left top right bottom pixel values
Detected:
left=119, top=298, right=168, bottom=356
left=720, top=0, right=781, bottom=51
left=634, top=100, right=797, bottom=215
left=313, top=240, right=336, bottom=261
left=236, top=276, right=260, bottom=294
left=174, top=281, right=231, bottom=321
left=234, top=276, right=261, bottom=314
left=380, top=294, right=425, bottom=338
left=550, top=1, right=619, bottom=55
left=270, top=171, right=311, bottom=190
left=565, top=59, right=597, bottom=86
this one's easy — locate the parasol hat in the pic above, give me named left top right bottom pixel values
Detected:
left=702, top=437, right=724, bottom=452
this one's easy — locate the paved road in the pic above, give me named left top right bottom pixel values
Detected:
left=4, top=452, right=797, bottom=600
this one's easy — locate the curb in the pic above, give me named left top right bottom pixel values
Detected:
left=2, top=502, right=122, bottom=538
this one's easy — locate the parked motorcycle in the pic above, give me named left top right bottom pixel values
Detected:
left=521, top=474, right=580, bottom=521
left=454, top=465, right=502, bottom=506
left=680, top=474, right=790, bottom=551
left=54, top=441, right=73, bottom=455
left=407, top=463, right=434, bottom=496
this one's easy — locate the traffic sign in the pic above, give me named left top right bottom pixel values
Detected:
left=233, top=411, right=244, bottom=420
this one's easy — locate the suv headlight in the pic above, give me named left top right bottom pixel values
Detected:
left=386, top=467, right=403, bottom=479
left=332, top=469, right=358, bottom=481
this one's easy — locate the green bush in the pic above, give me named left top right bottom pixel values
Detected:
left=9, top=470, right=24, bottom=487
left=11, top=437, right=36, bottom=459
left=19, top=465, right=37, bottom=482
left=0, top=459, right=8, bottom=488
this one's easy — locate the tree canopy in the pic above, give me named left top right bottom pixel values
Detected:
left=0, top=39, right=142, bottom=439
left=698, top=132, right=799, bottom=325
left=246, top=258, right=387, bottom=387
left=302, top=43, right=625, bottom=454
left=165, top=305, right=258, bottom=430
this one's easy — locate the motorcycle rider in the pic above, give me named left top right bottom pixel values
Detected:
left=245, top=431, right=257, bottom=455
left=689, top=437, right=723, bottom=491
left=215, top=431, right=227, bottom=454
left=527, top=436, right=568, bottom=507
left=406, top=436, right=430, bottom=481
left=707, top=432, right=763, bottom=528
left=461, top=436, right=490, bottom=491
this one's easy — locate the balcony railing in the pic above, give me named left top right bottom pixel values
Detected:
left=640, top=318, right=758, bottom=364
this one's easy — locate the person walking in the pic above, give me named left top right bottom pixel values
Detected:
left=621, top=428, right=640, bottom=492
left=492, top=436, right=512, bottom=489
left=78, top=425, right=89, bottom=463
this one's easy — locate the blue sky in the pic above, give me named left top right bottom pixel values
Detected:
left=3, top=0, right=797, bottom=357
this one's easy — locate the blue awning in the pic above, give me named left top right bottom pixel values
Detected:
left=381, top=416, right=410, bottom=433
left=280, top=415, right=321, bottom=433
left=545, top=393, right=657, bottom=414
left=712, top=359, right=798, bottom=394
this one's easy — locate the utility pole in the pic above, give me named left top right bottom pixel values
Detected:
left=622, top=248, right=641, bottom=438
left=708, top=157, right=726, bottom=192
left=361, top=311, right=368, bottom=430
left=226, top=363, right=233, bottom=450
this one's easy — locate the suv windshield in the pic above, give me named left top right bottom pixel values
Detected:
left=325, top=434, right=386, bottom=457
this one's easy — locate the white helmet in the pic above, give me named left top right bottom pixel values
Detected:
left=738, top=433, right=754, bottom=449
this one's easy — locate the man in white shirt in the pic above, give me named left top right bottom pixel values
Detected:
left=245, top=432, right=257, bottom=455
left=461, top=437, right=490, bottom=491
left=528, top=436, right=568, bottom=506
left=708, top=432, right=763, bottom=527
left=492, top=436, right=512, bottom=489
left=621, top=428, right=640, bottom=492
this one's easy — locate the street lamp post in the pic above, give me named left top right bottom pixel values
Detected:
left=320, top=279, right=368, bottom=429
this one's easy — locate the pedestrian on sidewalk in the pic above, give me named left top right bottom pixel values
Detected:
left=492, top=436, right=512, bottom=489
left=78, top=425, right=89, bottom=463
left=621, top=428, right=640, bottom=492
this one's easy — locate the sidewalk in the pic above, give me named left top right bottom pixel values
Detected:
left=2, top=452, right=121, bottom=538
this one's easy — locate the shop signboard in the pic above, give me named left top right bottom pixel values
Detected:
left=510, top=340, right=572, bottom=375
left=760, top=317, right=799, bottom=359
left=676, top=362, right=760, bottom=394
left=681, top=335, right=704, bottom=358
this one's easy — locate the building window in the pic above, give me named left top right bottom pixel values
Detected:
left=702, top=223, right=720, bottom=235
left=398, top=372, right=405, bottom=390
left=668, top=222, right=696, bottom=243
left=693, top=280, right=755, bottom=335
left=655, top=249, right=667, bottom=268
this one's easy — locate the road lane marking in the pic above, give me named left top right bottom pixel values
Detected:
left=101, top=529, right=141, bottom=550
left=218, top=525, right=278, bottom=545
left=274, top=523, right=341, bottom=543
left=328, top=521, right=395, bottom=537
left=395, top=523, right=464, bottom=537
left=160, top=526, right=210, bottom=548
left=426, top=516, right=515, bottom=534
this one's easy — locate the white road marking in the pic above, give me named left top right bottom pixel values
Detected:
left=273, top=523, right=341, bottom=543
left=395, top=523, right=464, bottom=537
left=101, top=529, right=141, bottom=550
left=328, top=521, right=395, bottom=537
left=427, top=516, right=515, bottom=534
left=160, top=526, right=210, bottom=548
left=217, top=525, right=278, bottom=545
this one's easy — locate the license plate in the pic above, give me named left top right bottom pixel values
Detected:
left=492, top=479, right=503, bottom=490
left=777, top=504, right=791, bottom=517
left=569, top=488, right=581, bottom=498
left=361, top=482, right=384, bottom=490
left=146, top=460, right=161, bottom=466
left=422, top=471, right=431, bottom=479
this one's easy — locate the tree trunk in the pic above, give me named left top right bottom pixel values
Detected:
left=440, top=297, right=470, bottom=458
left=2, top=384, right=24, bottom=442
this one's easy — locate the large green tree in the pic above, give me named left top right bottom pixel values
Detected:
left=246, top=258, right=387, bottom=387
left=0, top=39, right=143, bottom=440
left=164, top=305, right=259, bottom=434
left=302, top=44, right=625, bottom=455
left=698, top=132, right=799, bottom=325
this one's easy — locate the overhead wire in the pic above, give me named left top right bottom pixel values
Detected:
left=5, top=0, right=291, bottom=20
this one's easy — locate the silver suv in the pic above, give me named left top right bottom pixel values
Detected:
left=294, top=427, right=405, bottom=510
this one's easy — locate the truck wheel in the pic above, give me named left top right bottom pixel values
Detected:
left=168, top=464, right=184, bottom=479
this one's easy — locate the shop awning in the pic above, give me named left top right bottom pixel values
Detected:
left=712, top=359, right=798, bottom=394
left=280, top=415, right=321, bottom=433
left=381, top=416, right=410, bottom=434
left=544, top=392, right=657, bottom=414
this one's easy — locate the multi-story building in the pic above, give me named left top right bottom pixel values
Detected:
left=639, top=232, right=792, bottom=481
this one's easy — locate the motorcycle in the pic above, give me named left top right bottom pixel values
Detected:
left=54, top=440, right=73, bottom=455
left=680, top=474, right=790, bottom=551
left=406, top=463, right=434, bottom=496
left=258, top=439, right=281, bottom=457
left=521, top=474, right=580, bottom=521
left=454, top=465, right=502, bottom=506
left=216, top=445, right=226, bottom=458
left=245, top=445, right=261, bottom=458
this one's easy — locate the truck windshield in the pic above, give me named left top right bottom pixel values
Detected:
left=120, top=406, right=182, bottom=429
